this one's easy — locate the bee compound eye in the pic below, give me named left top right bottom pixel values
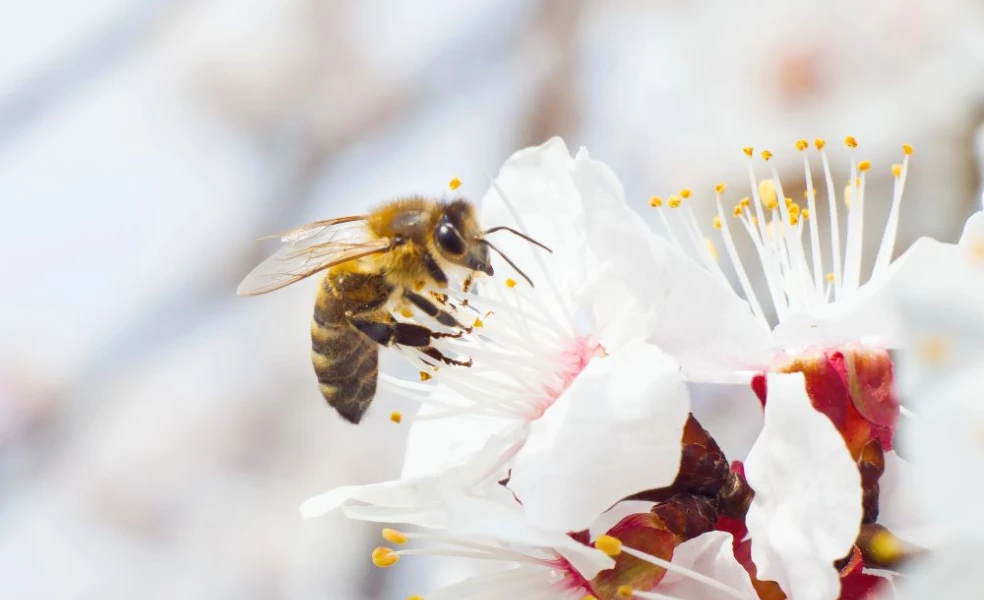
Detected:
left=436, top=223, right=466, bottom=256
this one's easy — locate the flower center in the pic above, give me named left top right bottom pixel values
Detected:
left=651, top=137, right=912, bottom=329
left=753, top=344, right=900, bottom=454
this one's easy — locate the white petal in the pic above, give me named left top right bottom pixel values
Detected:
left=876, top=452, right=930, bottom=548
left=744, top=372, right=862, bottom=600
left=508, top=342, right=691, bottom=532
left=958, top=210, right=984, bottom=246
left=479, top=137, right=587, bottom=307
left=648, top=238, right=773, bottom=378
left=426, top=565, right=560, bottom=600
left=299, top=477, right=443, bottom=525
left=657, top=531, right=758, bottom=600
left=570, top=147, right=666, bottom=349
left=437, top=485, right=614, bottom=578
left=401, top=394, right=525, bottom=479
left=902, top=367, right=984, bottom=536
left=898, top=541, right=980, bottom=599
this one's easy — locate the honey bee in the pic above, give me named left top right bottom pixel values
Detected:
left=238, top=196, right=548, bottom=424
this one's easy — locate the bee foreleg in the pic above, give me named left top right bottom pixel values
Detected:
left=417, top=346, right=473, bottom=368
left=421, top=252, right=448, bottom=287
left=403, top=290, right=472, bottom=331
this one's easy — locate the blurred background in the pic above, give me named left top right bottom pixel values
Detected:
left=1, top=0, right=982, bottom=598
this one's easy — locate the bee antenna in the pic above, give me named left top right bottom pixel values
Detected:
left=479, top=239, right=536, bottom=288
left=483, top=226, right=552, bottom=253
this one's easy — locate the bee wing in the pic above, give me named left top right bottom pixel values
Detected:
left=237, top=218, right=391, bottom=296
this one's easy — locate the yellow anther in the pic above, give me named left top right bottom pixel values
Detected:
left=743, top=147, right=754, bottom=157
left=448, top=177, right=462, bottom=191
left=372, top=547, right=399, bottom=568
left=814, top=138, right=826, bottom=150
left=788, top=202, right=801, bottom=215
left=740, top=197, right=751, bottom=208
left=826, top=272, right=835, bottom=282
left=705, top=237, right=719, bottom=260
left=505, top=278, right=517, bottom=288
left=668, top=195, right=682, bottom=208
left=714, top=182, right=726, bottom=194
left=680, top=188, right=692, bottom=199
left=801, top=208, right=810, bottom=220
left=617, top=585, right=634, bottom=598
left=390, top=411, right=402, bottom=424
left=472, top=317, right=484, bottom=328
left=868, top=531, right=904, bottom=565
left=789, top=214, right=799, bottom=226
left=760, top=150, right=773, bottom=161
left=891, top=164, right=903, bottom=177
left=649, top=196, right=663, bottom=207
left=712, top=215, right=722, bottom=230
left=785, top=197, right=793, bottom=208
left=733, top=204, right=744, bottom=217
left=844, top=136, right=858, bottom=148
left=382, top=528, right=408, bottom=545
left=902, top=143, right=913, bottom=155
left=758, top=179, right=779, bottom=210
left=595, top=535, right=623, bottom=557
left=858, top=160, right=872, bottom=172
left=400, top=308, right=414, bottom=318
left=795, top=139, right=809, bottom=151
left=419, top=371, right=432, bottom=381
left=918, top=336, right=948, bottom=363
left=407, top=596, right=425, bottom=600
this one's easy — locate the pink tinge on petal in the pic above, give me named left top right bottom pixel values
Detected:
left=837, top=546, right=888, bottom=600
left=532, top=336, right=603, bottom=418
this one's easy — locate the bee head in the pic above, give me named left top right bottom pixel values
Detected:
left=434, top=199, right=493, bottom=276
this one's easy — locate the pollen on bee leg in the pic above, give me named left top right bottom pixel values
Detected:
left=382, top=528, right=409, bottom=544
left=595, top=535, right=623, bottom=556
left=390, top=411, right=403, bottom=424
left=448, top=177, right=462, bottom=190
left=372, top=547, right=400, bottom=568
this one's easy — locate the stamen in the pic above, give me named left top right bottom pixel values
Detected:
left=818, top=144, right=843, bottom=299
left=373, top=547, right=400, bottom=568
left=873, top=145, right=912, bottom=277
left=383, top=528, right=409, bottom=544
left=621, top=545, right=755, bottom=600
left=595, top=535, right=623, bottom=556
left=714, top=182, right=768, bottom=326
left=842, top=145, right=864, bottom=295
left=506, top=278, right=517, bottom=288
left=449, top=177, right=462, bottom=190
left=652, top=197, right=684, bottom=250
left=390, top=411, right=402, bottom=424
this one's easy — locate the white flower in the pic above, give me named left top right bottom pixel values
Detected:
left=744, top=372, right=863, bottom=600
left=313, top=475, right=758, bottom=600
left=377, top=138, right=690, bottom=532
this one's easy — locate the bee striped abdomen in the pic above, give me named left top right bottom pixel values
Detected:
left=310, top=269, right=391, bottom=423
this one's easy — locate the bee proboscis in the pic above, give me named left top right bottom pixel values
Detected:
left=238, top=196, right=549, bottom=423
